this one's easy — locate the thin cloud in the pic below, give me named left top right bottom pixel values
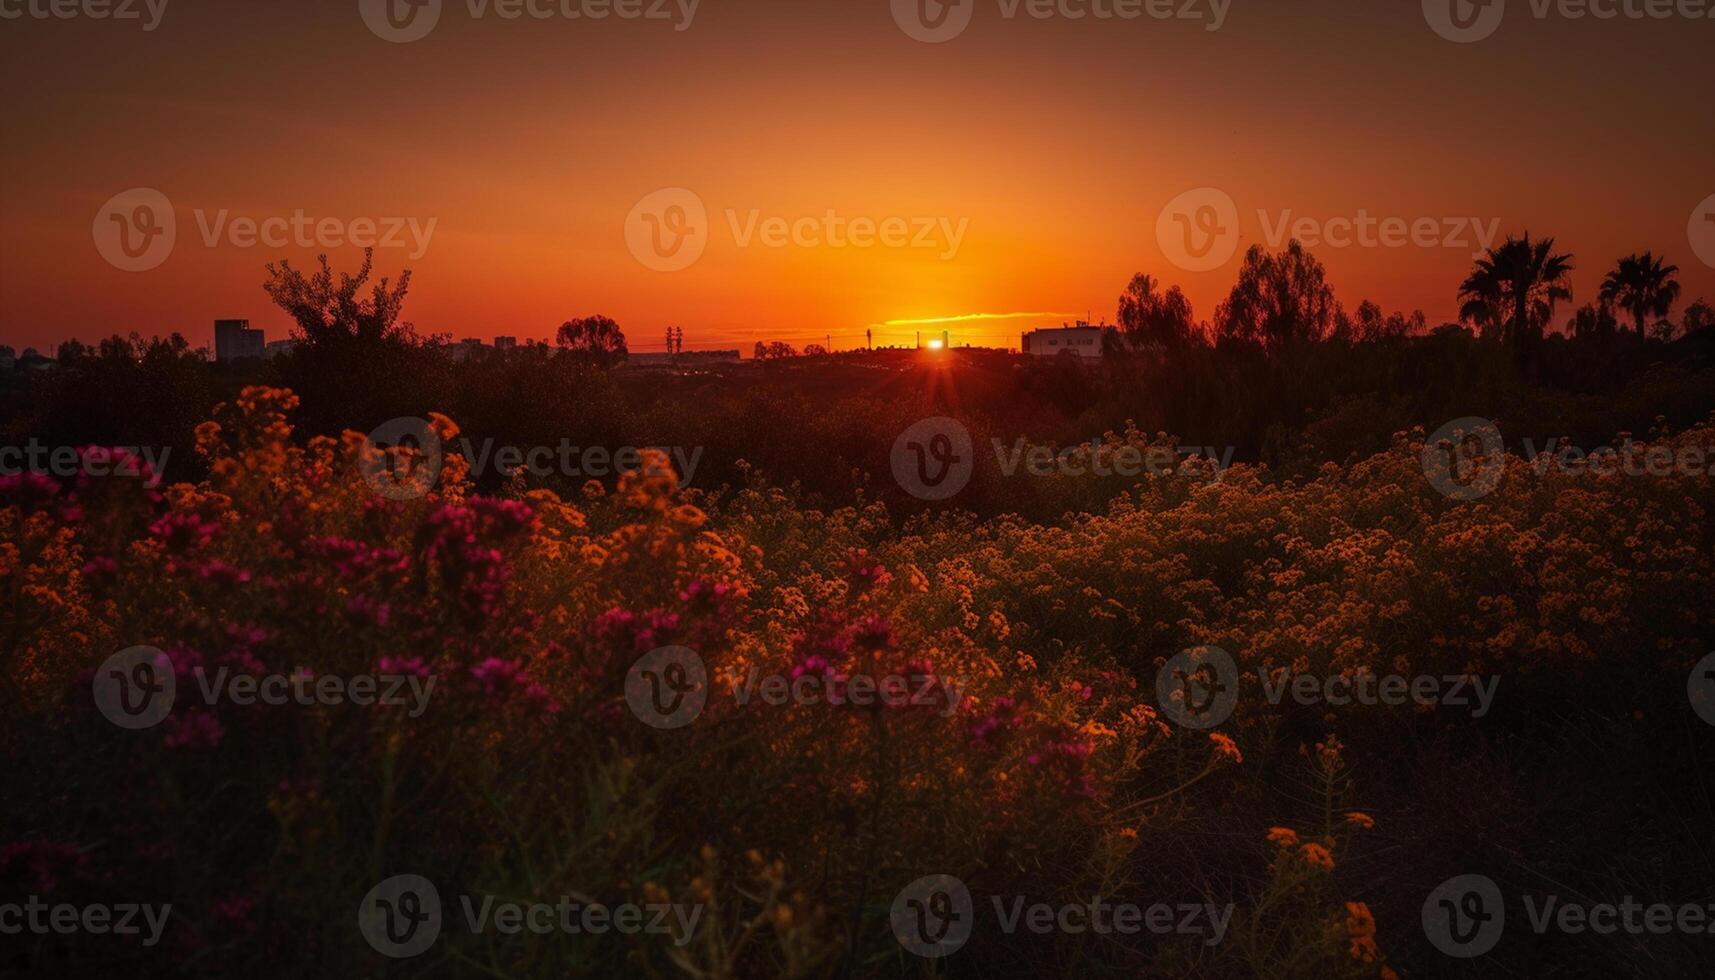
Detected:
left=876, top=312, right=1081, bottom=328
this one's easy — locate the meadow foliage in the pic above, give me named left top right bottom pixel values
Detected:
left=5, top=384, right=1714, bottom=976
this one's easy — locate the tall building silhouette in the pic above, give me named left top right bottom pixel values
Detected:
left=214, top=319, right=264, bottom=362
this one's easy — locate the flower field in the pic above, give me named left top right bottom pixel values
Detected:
left=4, top=386, right=1714, bottom=977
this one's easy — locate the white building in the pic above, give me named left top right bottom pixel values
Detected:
left=1022, top=321, right=1111, bottom=360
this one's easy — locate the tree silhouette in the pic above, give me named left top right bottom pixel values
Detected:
left=555, top=316, right=628, bottom=366
left=1213, top=241, right=1337, bottom=356
left=752, top=341, right=799, bottom=361
left=1117, top=274, right=1199, bottom=351
left=1599, top=252, right=1681, bottom=337
left=262, top=248, right=413, bottom=346
left=1458, top=235, right=1573, bottom=364
left=1683, top=300, right=1714, bottom=337
left=1568, top=302, right=1619, bottom=338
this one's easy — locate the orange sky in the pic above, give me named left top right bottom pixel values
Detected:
left=2, top=1, right=1712, bottom=354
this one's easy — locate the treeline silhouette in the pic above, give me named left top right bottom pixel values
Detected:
left=6, top=241, right=1712, bottom=519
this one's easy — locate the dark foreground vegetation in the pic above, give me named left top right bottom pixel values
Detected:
left=4, top=242, right=1715, bottom=978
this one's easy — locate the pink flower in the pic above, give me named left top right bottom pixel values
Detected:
left=345, top=594, right=391, bottom=626
left=149, top=510, right=220, bottom=552
left=196, top=561, right=253, bottom=588
left=0, top=840, right=90, bottom=894
left=591, top=608, right=682, bottom=656
left=163, top=712, right=224, bottom=750
left=378, top=656, right=431, bottom=678
left=470, top=657, right=557, bottom=711
left=969, top=697, right=1024, bottom=748
left=81, top=555, right=119, bottom=580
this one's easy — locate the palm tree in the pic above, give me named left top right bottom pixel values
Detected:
left=1458, top=235, right=1574, bottom=361
left=1599, top=252, right=1681, bottom=337
left=1456, top=267, right=1505, bottom=340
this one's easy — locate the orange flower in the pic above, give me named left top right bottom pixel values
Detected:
left=1345, top=901, right=1380, bottom=962
left=1299, top=843, right=1335, bottom=870
left=1208, top=732, right=1243, bottom=764
left=1344, top=812, right=1376, bottom=830
left=1266, top=827, right=1300, bottom=848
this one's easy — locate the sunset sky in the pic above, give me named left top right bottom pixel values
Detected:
left=2, top=0, right=1712, bottom=354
